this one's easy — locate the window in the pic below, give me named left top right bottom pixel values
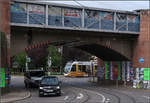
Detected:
left=71, top=65, right=76, bottom=72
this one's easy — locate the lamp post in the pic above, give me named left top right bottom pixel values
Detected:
left=58, top=46, right=63, bottom=74
left=47, top=55, right=51, bottom=76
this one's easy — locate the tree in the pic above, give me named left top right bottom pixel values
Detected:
left=13, top=52, right=26, bottom=72
left=47, top=45, right=61, bottom=71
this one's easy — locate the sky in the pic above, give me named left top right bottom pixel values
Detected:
left=41, top=0, right=149, bottom=11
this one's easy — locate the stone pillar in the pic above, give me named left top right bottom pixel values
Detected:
left=133, top=10, right=150, bottom=68
left=0, top=0, right=11, bottom=67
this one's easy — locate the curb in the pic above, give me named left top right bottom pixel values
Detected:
left=1, top=90, right=31, bottom=103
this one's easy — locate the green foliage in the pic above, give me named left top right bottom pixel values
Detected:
left=13, top=52, right=26, bottom=69
left=47, top=45, right=61, bottom=68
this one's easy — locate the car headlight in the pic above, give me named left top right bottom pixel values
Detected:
left=40, top=87, right=43, bottom=89
left=56, top=86, right=60, bottom=89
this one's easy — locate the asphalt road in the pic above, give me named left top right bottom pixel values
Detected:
left=11, top=76, right=149, bottom=103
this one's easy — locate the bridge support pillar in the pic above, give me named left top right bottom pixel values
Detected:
left=0, top=0, right=10, bottom=89
left=133, top=10, right=150, bottom=68
left=0, top=0, right=10, bottom=67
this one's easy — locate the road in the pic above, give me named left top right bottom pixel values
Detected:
left=11, top=76, right=149, bottom=103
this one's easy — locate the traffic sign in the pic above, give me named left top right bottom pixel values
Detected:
left=138, top=57, right=144, bottom=63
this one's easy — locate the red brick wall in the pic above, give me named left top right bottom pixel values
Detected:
left=0, top=0, right=10, bottom=67
left=133, top=10, right=150, bottom=68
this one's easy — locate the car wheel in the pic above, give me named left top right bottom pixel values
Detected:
left=57, top=92, right=61, bottom=96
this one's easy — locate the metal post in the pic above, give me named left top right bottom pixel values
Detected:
left=46, top=5, right=48, bottom=26
left=99, top=12, right=101, bottom=30
left=82, top=8, right=85, bottom=28
left=25, top=56, right=28, bottom=71
left=62, top=8, right=64, bottom=27
left=114, top=12, right=117, bottom=31
left=126, top=15, right=128, bottom=31
left=27, top=4, right=29, bottom=24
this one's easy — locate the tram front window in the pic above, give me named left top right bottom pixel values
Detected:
left=64, top=63, right=72, bottom=73
left=64, top=67, right=70, bottom=73
left=71, top=65, right=76, bottom=72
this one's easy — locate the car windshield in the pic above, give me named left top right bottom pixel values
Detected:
left=30, top=71, right=44, bottom=77
left=41, top=77, right=59, bottom=85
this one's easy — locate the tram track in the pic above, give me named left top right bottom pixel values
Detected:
left=69, top=83, right=137, bottom=103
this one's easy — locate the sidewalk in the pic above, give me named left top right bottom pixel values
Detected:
left=1, top=87, right=30, bottom=103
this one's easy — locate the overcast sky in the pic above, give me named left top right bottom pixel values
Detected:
left=42, top=0, right=149, bottom=11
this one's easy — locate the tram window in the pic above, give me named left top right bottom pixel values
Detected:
left=82, top=65, right=86, bottom=72
left=71, top=65, right=76, bottom=72
left=79, top=65, right=82, bottom=72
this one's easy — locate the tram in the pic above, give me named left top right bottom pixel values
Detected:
left=64, top=61, right=97, bottom=77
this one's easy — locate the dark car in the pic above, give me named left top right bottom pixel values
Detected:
left=39, top=76, right=61, bottom=97
left=24, top=70, right=45, bottom=88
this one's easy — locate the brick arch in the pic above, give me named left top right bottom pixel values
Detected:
left=24, top=40, right=51, bottom=52
left=65, top=41, right=130, bottom=61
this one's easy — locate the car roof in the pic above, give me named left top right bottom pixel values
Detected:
left=25, top=69, right=44, bottom=72
left=42, top=76, right=58, bottom=78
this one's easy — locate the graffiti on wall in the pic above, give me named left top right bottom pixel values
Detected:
left=128, top=15, right=139, bottom=23
left=11, top=3, right=26, bottom=13
left=64, top=8, right=81, bottom=17
left=100, top=12, right=113, bottom=21
left=28, top=4, right=45, bottom=24
left=29, top=4, right=45, bottom=14
left=48, top=6, right=61, bottom=16
left=10, top=3, right=27, bottom=23
left=85, top=10, right=99, bottom=19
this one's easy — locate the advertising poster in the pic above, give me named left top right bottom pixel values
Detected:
left=97, top=66, right=104, bottom=80
left=122, top=61, right=126, bottom=81
left=118, top=62, right=121, bottom=80
left=104, top=62, right=108, bottom=80
left=0, top=68, right=5, bottom=87
left=112, top=62, right=118, bottom=80
left=127, top=62, right=130, bottom=81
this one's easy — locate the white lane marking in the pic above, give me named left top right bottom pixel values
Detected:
left=64, top=96, right=69, bottom=100
left=143, top=96, right=150, bottom=99
left=107, top=98, right=110, bottom=101
left=76, top=93, right=84, bottom=99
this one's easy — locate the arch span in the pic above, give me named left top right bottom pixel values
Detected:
left=73, top=43, right=129, bottom=61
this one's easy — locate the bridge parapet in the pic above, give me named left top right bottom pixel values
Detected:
left=10, top=0, right=139, bottom=34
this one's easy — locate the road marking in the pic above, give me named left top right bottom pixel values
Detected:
left=143, top=96, right=150, bottom=99
left=76, top=93, right=84, bottom=99
left=107, top=98, right=110, bottom=101
left=82, top=88, right=106, bottom=103
left=64, top=96, right=69, bottom=100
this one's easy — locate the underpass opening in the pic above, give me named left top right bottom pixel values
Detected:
left=75, top=43, right=129, bottom=61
